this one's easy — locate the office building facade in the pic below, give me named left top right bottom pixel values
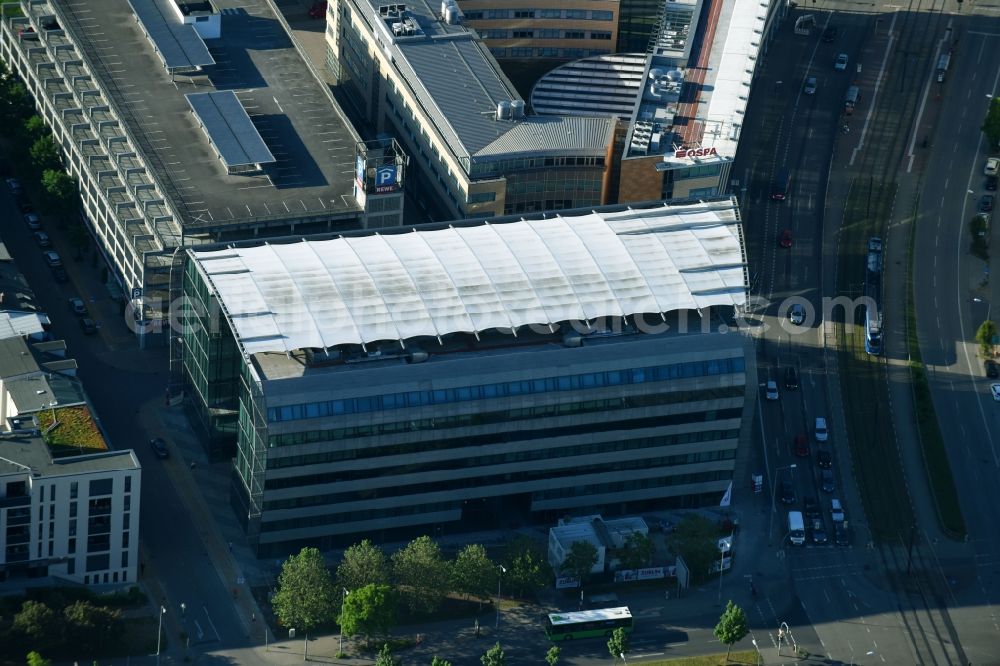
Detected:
left=327, top=0, right=617, bottom=220
left=179, top=199, right=753, bottom=555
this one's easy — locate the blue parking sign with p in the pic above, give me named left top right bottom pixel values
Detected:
left=376, top=165, right=397, bottom=187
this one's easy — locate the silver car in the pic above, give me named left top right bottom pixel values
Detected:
left=803, top=76, right=817, bottom=95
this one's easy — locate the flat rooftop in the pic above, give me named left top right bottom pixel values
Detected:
left=0, top=433, right=138, bottom=478
left=53, top=0, right=362, bottom=229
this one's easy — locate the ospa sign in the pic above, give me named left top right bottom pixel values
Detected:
left=675, top=147, right=718, bottom=159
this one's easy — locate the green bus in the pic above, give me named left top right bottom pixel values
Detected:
left=544, top=606, right=634, bottom=641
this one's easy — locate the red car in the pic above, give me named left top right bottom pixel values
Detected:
left=308, top=0, right=327, bottom=18
left=794, top=434, right=809, bottom=457
left=779, top=229, right=793, bottom=248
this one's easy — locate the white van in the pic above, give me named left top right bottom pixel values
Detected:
left=788, top=511, right=806, bottom=545
left=814, top=417, right=829, bottom=442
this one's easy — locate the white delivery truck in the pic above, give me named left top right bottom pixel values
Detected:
left=788, top=511, right=806, bottom=545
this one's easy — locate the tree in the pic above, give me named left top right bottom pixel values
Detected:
left=431, top=658, right=452, bottom=666
left=481, top=642, right=505, bottom=666
left=13, top=601, right=56, bottom=643
left=392, top=536, right=450, bottom=615
left=338, top=583, right=396, bottom=648
left=667, top=514, right=721, bottom=584
left=451, top=543, right=495, bottom=601
left=28, top=135, right=60, bottom=174
left=502, top=535, right=548, bottom=597
left=375, top=643, right=396, bottom=666
left=618, top=532, right=655, bottom=570
left=63, top=600, right=121, bottom=652
left=977, top=319, right=997, bottom=357
left=607, top=627, right=630, bottom=663
left=560, top=540, right=599, bottom=584
left=983, top=96, right=1000, bottom=149
left=41, top=169, right=79, bottom=218
left=272, top=547, right=336, bottom=638
left=545, top=645, right=561, bottom=666
left=337, top=539, right=390, bottom=602
left=26, top=652, right=51, bottom=666
left=22, top=115, right=47, bottom=142
left=714, top=600, right=749, bottom=662
left=0, top=80, right=34, bottom=126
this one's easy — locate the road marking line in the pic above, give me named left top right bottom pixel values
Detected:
left=851, top=13, right=898, bottom=166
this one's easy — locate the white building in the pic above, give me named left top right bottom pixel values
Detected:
left=548, top=514, right=649, bottom=575
left=0, top=337, right=140, bottom=587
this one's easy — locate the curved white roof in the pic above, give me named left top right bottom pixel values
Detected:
left=191, top=201, right=747, bottom=355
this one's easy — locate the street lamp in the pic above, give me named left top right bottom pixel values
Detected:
left=495, top=564, right=506, bottom=629
left=339, top=588, right=349, bottom=656
left=768, top=464, right=797, bottom=543
left=155, top=605, right=166, bottom=665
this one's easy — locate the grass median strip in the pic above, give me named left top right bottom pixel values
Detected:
left=905, top=194, right=967, bottom=539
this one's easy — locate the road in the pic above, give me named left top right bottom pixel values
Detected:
left=913, top=16, right=1000, bottom=666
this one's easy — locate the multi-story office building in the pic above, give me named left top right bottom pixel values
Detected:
left=0, top=337, right=140, bottom=586
left=179, top=198, right=753, bottom=555
left=327, top=0, right=617, bottom=220
left=0, top=0, right=405, bottom=341
left=457, top=0, right=620, bottom=60
left=531, top=0, right=785, bottom=203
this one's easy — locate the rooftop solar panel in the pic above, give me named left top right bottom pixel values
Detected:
left=128, top=0, right=214, bottom=72
left=185, top=91, right=276, bottom=171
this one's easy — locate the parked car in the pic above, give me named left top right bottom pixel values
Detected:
left=803, top=496, right=821, bottom=520
left=50, top=265, right=68, bottom=283
left=766, top=380, right=779, bottom=400
left=780, top=480, right=797, bottom=504
left=817, top=448, right=833, bottom=469
left=5, top=177, right=22, bottom=196
left=986, top=360, right=999, bottom=379
left=33, top=231, right=50, bottom=248
left=985, top=157, right=1000, bottom=177
left=834, top=53, right=849, bottom=71
left=810, top=518, right=828, bottom=544
left=834, top=522, right=849, bottom=546
left=987, top=176, right=998, bottom=192
left=991, top=383, right=1000, bottom=401
left=43, top=250, right=61, bottom=267
left=788, top=303, right=806, bottom=325
left=820, top=469, right=836, bottom=493
left=149, top=437, right=169, bottom=459
left=68, top=297, right=88, bottom=316
left=803, top=76, right=818, bottom=95
left=981, top=195, right=995, bottom=212
left=779, top=228, right=793, bottom=248
left=79, top=318, right=97, bottom=335
left=822, top=25, right=838, bottom=42
left=24, top=213, right=41, bottom=230
left=794, top=434, right=809, bottom=457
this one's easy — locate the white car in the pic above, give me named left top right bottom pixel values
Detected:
left=815, top=417, right=829, bottom=441
left=834, top=53, right=849, bottom=71
left=788, top=303, right=806, bottom=325
left=985, top=157, right=1000, bottom=177
left=991, top=383, right=1000, bottom=401
left=765, top=380, right=779, bottom=401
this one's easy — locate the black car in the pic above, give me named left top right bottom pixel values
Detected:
left=68, top=297, right=88, bottom=317
left=779, top=480, right=797, bottom=504
left=810, top=518, right=828, bottom=545
left=822, top=26, right=838, bottom=42
left=50, top=265, right=68, bottom=283
left=79, top=318, right=97, bottom=335
left=981, top=195, right=995, bottom=212
left=834, top=522, right=849, bottom=546
left=784, top=366, right=799, bottom=390
left=803, top=496, right=821, bottom=520
left=817, top=448, right=833, bottom=469
left=821, top=469, right=836, bottom=493
left=987, top=360, right=999, bottom=379
left=149, top=437, right=169, bottom=459
left=987, top=176, right=998, bottom=192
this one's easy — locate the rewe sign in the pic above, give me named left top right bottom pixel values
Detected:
left=675, top=146, right=718, bottom=158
